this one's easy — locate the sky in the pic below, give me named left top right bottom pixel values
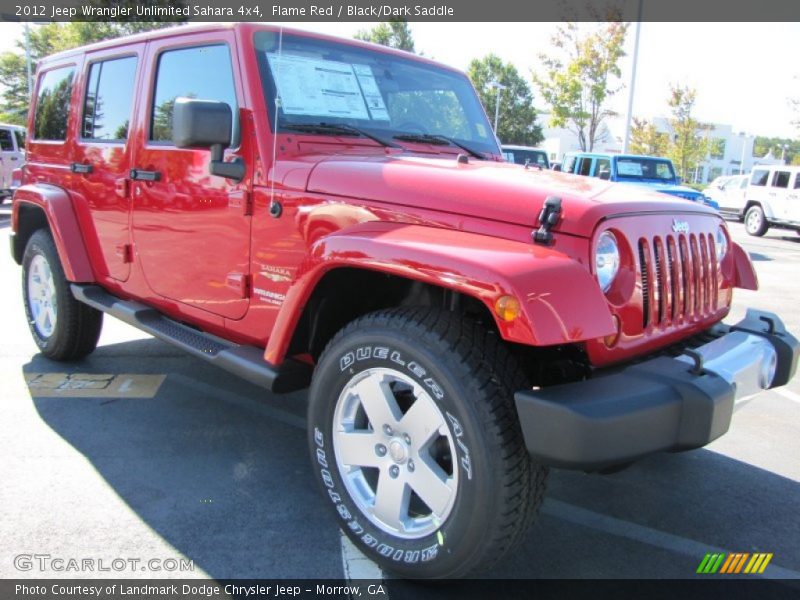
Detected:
left=1, top=21, right=798, bottom=138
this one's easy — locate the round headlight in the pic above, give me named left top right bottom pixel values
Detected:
left=715, top=226, right=728, bottom=261
left=595, top=231, right=620, bottom=293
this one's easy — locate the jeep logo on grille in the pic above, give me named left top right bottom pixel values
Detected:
left=672, top=219, right=690, bottom=234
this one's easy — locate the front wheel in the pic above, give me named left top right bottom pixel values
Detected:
left=22, top=229, right=103, bottom=360
left=745, top=205, right=769, bottom=236
left=308, top=307, right=547, bottom=579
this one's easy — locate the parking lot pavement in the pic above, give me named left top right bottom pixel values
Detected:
left=1, top=206, right=798, bottom=588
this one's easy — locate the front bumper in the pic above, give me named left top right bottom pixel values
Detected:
left=514, top=310, right=799, bottom=470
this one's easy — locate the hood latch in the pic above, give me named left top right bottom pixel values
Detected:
left=532, top=196, right=562, bottom=245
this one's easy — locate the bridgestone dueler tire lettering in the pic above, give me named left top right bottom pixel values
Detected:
left=22, top=229, right=103, bottom=361
left=307, top=307, right=548, bottom=579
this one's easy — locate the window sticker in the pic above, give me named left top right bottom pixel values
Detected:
left=352, top=64, right=390, bottom=120
left=617, top=161, right=644, bottom=176
left=267, top=53, right=370, bottom=120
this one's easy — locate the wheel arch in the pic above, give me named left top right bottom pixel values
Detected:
left=11, top=185, right=95, bottom=282
left=265, top=222, right=616, bottom=365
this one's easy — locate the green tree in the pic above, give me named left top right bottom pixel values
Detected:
left=354, top=20, right=416, bottom=52
left=533, top=22, right=628, bottom=151
left=0, top=19, right=183, bottom=125
left=467, top=54, right=542, bottom=145
left=753, top=136, right=800, bottom=164
left=665, top=84, right=709, bottom=180
left=629, top=117, right=669, bottom=156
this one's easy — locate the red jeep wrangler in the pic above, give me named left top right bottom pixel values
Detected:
left=10, top=23, right=798, bottom=579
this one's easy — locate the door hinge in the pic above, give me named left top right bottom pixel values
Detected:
left=226, top=273, right=251, bottom=298
left=228, top=190, right=252, bottom=216
left=116, top=243, right=133, bottom=264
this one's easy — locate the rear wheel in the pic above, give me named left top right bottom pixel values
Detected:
left=745, top=205, right=768, bottom=237
left=22, top=229, right=103, bottom=360
left=308, top=307, right=547, bottom=579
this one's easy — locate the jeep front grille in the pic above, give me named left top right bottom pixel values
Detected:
left=638, top=233, right=718, bottom=328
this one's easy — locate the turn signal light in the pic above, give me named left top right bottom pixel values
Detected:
left=604, top=315, right=621, bottom=348
left=495, top=295, right=521, bottom=322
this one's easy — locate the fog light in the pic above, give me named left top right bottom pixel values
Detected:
left=495, top=295, right=521, bottom=322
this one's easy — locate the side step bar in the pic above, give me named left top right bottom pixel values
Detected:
left=71, top=284, right=311, bottom=394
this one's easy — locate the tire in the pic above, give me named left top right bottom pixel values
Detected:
left=307, top=307, right=547, bottom=579
left=22, top=229, right=103, bottom=360
left=744, top=205, right=768, bottom=237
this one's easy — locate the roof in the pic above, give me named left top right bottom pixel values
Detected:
left=38, top=22, right=459, bottom=74
left=501, top=145, right=547, bottom=151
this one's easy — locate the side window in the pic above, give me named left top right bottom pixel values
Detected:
left=794, top=175, right=800, bottom=190
left=751, top=169, right=769, bottom=186
left=83, top=56, right=138, bottom=141
left=151, top=44, right=238, bottom=144
left=577, top=157, right=592, bottom=176
left=0, top=129, right=12, bottom=151
left=14, top=129, right=26, bottom=150
left=594, top=158, right=611, bottom=179
left=33, top=66, right=75, bottom=141
left=562, top=155, right=576, bottom=173
left=771, top=171, right=790, bottom=188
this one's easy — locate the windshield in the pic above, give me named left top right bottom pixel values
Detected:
left=254, top=31, right=499, bottom=155
left=502, top=148, right=548, bottom=168
left=614, top=157, right=677, bottom=182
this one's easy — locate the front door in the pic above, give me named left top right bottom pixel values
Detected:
left=73, top=47, right=143, bottom=281
left=786, top=173, right=800, bottom=223
left=131, top=33, right=252, bottom=320
left=768, top=169, right=792, bottom=222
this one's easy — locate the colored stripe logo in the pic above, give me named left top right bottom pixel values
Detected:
left=697, top=552, right=773, bottom=574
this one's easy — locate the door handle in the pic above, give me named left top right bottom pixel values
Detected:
left=130, top=168, right=161, bottom=182
left=10, top=157, right=19, bottom=161
left=71, top=163, right=93, bottom=174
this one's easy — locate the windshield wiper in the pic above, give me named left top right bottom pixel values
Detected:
left=281, top=123, right=400, bottom=148
left=393, top=133, right=486, bottom=160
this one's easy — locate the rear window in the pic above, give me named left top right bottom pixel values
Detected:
left=771, top=171, right=790, bottom=188
left=33, top=66, right=75, bottom=141
left=750, top=169, right=769, bottom=186
left=82, top=56, right=138, bottom=141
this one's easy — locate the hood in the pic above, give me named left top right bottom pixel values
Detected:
left=305, top=154, right=717, bottom=236
left=619, top=180, right=704, bottom=201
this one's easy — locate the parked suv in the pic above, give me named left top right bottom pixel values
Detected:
left=0, top=122, right=26, bottom=201
left=501, top=144, right=549, bottom=169
left=705, top=174, right=749, bottom=219
left=10, top=24, right=798, bottom=579
left=562, top=151, right=717, bottom=208
left=742, top=165, right=800, bottom=236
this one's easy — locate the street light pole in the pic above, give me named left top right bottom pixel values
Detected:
left=739, top=134, right=748, bottom=175
left=622, top=0, right=643, bottom=154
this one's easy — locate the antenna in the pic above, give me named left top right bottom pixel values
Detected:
left=269, top=27, right=284, bottom=218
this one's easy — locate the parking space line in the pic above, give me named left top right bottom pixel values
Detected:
left=773, top=387, right=800, bottom=405
left=543, top=499, right=800, bottom=579
left=340, top=531, right=386, bottom=583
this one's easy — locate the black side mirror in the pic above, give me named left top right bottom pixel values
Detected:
left=172, top=98, right=245, bottom=182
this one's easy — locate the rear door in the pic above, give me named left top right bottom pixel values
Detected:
left=768, top=169, right=792, bottom=221
left=786, top=172, right=800, bottom=223
left=73, top=47, right=143, bottom=281
left=130, top=32, right=252, bottom=320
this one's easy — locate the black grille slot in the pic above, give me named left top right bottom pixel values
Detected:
left=653, top=240, right=664, bottom=324
left=638, top=240, right=649, bottom=328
